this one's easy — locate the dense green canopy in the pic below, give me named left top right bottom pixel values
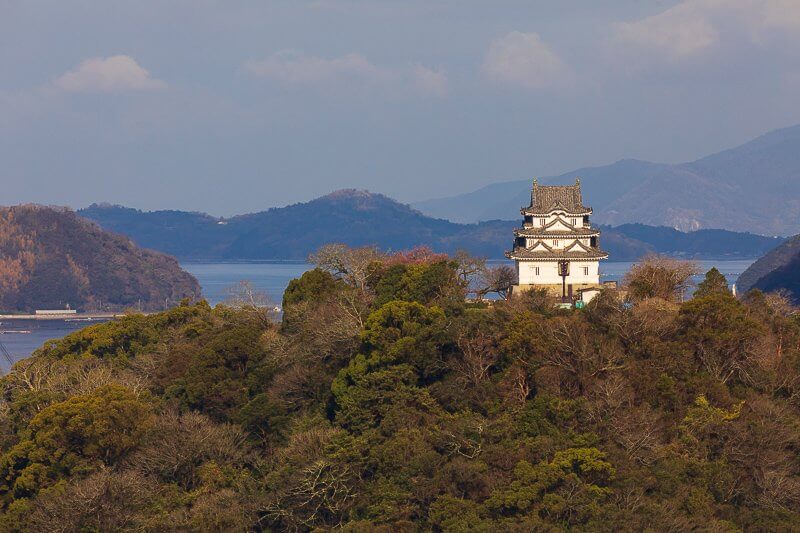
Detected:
left=1, top=251, right=799, bottom=531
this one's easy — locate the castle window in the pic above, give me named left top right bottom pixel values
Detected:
left=582, top=267, right=589, bottom=276
left=540, top=218, right=546, bottom=226
left=553, top=240, right=559, bottom=247
left=571, top=218, right=577, bottom=226
left=534, top=267, right=540, bottom=276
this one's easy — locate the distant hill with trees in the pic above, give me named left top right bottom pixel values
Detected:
left=79, top=190, right=783, bottom=262
left=0, top=205, right=200, bottom=312
left=413, top=124, right=800, bottom=235
left=737, top=234, right=800, bottom=303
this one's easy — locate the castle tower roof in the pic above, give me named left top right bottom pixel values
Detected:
left=525, top=178, right=590, bottom=215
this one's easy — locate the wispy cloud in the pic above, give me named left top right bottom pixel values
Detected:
left=612, top=4, right=719, bottom=62
left=55, top=55, right=166, bottom=93
left=482, top=31, right=568, bottom=89
left=243, top=51, right=447, bottom=97
left=609, top=0, right=800, bottom=66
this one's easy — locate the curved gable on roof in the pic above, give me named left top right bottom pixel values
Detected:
left=528, top=178, right=589, bottom=213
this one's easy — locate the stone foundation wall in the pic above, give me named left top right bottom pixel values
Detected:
left=510, top=283, right=603, bottom=299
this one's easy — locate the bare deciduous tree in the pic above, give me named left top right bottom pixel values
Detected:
left=610, top=405, right=662, bottom=465
left=454, top=250, right=516, bottom=301
left=597, top=297, right=679, bottom=350
left=623, top=255, right=699, bottom=302
left=503, top=362, right=531, bottom=408
left=478, top=264, right=516, bottom=300
left=452, top=330, right=499, bottom=386
left=543, top=317, right=626, bottom=396
left=129, top=409, right=251, bottom=490
left=225, top=280, right=278, bottom=326
left=453, top=250, right=487, bottom=285
left=281, top=296, right=363, bottom=364
left=265, top=459, right=358, bottom=529
left=28, top=469, right=157, bottom=533
left=309, top=244, right=383, bottom=294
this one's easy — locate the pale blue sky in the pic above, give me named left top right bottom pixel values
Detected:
left=1, top=0, right=799, bottom=215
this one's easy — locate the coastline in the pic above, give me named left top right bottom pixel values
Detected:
left=0, top=312, right=137, bottom=321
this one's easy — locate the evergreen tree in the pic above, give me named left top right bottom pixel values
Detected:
left=694, top=267, right=730, bottom=298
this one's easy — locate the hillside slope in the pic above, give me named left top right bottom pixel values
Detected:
left=737, top=234, right=800, bottom=302
left=2, top=259, right=799, bottom=530
left=413, top=159, right=665, bottom=225
left=0, top=205, right=201, bottom=312
left=78, top=204, right=230, bottom=260
left=79, top=191, right=782, bottom=262
left=224, top=190, right=460, bottom=259
left=412, top=124, right=800, bottom=235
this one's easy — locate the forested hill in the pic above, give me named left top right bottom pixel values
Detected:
left=2, top=252, right=799, bottom=530
left=737, top=234, right=800, bottom=303
left=0, top=205, right=200, bottom=312
left=79, top=191, right=783, bottom=261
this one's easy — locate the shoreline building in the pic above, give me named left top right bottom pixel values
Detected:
left=506, top=178, right=608, bottom=300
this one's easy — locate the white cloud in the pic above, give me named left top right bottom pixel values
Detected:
left=243, top=51, right=447, bottom=97
left=613, top=3, right=719, bottom=61
left=55, top=55, right=166, bottom=93
left=482, top=31, right=568, bottom=89
left=759, top=0, right=800, bottom=34
left=610, top=0, right=800, bottom=65
left=409, top=64, right=448, bottom=98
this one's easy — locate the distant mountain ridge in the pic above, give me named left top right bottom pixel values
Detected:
left=79, top=190, right=782, bottom=262
left=412, top=124, right=800, bottom=235
left=0, top=205, right=201, bottom=312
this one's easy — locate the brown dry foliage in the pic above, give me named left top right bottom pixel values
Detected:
left=624, top=255, right=699, bottom=302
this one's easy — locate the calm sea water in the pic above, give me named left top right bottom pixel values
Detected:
left=0, top=259, right=754, bottom=371
left=181, top=262, right=313, bottom=306
left=0, top=318, right=114, bottom=372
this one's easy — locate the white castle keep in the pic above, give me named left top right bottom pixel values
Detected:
left=506, top=178, right=608, bottom=300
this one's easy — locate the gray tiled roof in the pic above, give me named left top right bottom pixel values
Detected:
left=524, top=178, right=590, bottom=214
left=514, top=227, right=600, bottom=237
left=506, top=237, right=609, bottom=261
left=506, top=246, right=609, bottom=261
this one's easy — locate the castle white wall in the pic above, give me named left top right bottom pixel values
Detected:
left=531, top=213, right=585, bottom=228
left=524, top=237, right=592, bottom=250
left=517, top=260, right=600, bottom=285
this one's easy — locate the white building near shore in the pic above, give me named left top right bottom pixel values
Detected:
left=506, top=178, right=608, bottom=300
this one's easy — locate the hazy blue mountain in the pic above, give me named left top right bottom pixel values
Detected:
left=79, top=204, right=230, bottom=260
left=411, top=179, right=535, bottom=225
left=84, top=191, right=501, bottom=260
left=412, top=159, right=664, bottom=225
left=79, top=190, right=782, bottom=262
left=412, top=124, right=800, bottom=235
